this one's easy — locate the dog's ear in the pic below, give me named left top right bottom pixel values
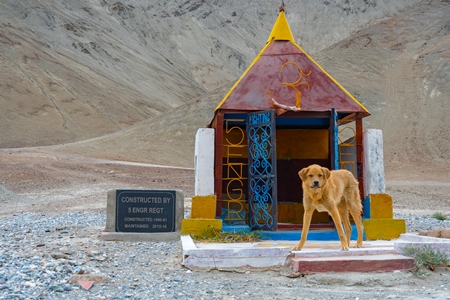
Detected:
left=322, top=167, right=331, bottom=180
left=298, top=167, right=309, bottom=182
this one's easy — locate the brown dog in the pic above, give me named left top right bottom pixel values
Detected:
left=292, top=164, right=364, bottom=251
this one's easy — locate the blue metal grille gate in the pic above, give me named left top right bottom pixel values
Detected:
left=247, top=110, right=277, bottom=230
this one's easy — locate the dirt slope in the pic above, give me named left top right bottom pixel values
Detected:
left=56, top=1, right=450, bottom=173
left=317, top=0, right=450, bottom=170
left=1, top=0, right=449, bottom=172
left=51, top=83, right=232, bottom=167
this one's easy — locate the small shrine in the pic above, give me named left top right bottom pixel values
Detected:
left=182, top=3, right=406, bottom=240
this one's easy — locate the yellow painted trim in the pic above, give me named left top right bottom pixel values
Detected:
left=277, top=129, right=328, bottom=159
left=291, top=43, right=369, bottom=113
left=181, top=219, right=223, bottom=235
left=190, top=195, right=217, bottom=219
left=363, top=219, right=406, bottom=240
left=216, top=12, right=296, bottom=111
left=278, top=202, right=329, bottom=223
left=267, top=11, right=295, bottom=43
left=215, top=40, right=274, bottom=111
left=369, top=194, right=393, bottom=219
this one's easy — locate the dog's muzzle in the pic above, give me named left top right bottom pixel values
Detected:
left=311, top=180, right=320, bottom=188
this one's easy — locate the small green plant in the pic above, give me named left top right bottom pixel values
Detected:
left=191, top=226, right=263, bottom=243
left=432, top=212, right=448, bottom=221
left=401, top=245, right=449, bottom=277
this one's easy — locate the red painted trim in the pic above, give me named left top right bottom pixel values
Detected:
left=356, top=119, right=365, bottom=200
left=292, top=256, right=415, bottom=273
left=214, top=112, right=224, bottom=218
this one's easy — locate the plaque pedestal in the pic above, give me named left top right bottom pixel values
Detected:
left=100, top=231, right=180, bottom=242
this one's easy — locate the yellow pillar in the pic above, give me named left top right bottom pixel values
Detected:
left=363, top=194, right=406, bottom=240
left=181, top=195, right=222, bottom=235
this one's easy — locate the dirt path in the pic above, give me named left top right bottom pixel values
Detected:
left=0, top=148, right=195, bottom=218
left=1, top=147, right=449, bottom=218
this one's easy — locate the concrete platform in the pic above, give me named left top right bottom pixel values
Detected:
left=395, top=233, right=450, bottom=257
left=181, top=234, right=450, bottom=273
left=181, top=235, right=292, bottom=271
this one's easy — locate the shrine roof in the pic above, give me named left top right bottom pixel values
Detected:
left=214, top=10, right=370, bottom=119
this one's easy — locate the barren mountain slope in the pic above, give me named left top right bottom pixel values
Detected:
left=1, top=0, right=420, bottom=148
left=1, top=0, right=449, bottom=173
left=52, top=83, right=232, bottom=167
left=317, top=0, right=450, bottom=170
left=56, top=0, right=450, bottom=172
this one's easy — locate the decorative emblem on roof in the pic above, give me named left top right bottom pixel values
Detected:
left=264, top=61, right=311, bottom=115
left=280, top=62, right=311, bottom=109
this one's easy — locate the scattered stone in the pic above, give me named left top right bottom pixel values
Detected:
left=443, top=230, right=450, bottom=239
left=51, top=252, right=69, bottom=260
left=68, top=274, right=109, bottom=284
left=419, top=228, right=450, bottom=239
left=60, top=246, right=73, bottom=255
left=49, top=284, right=65, bottom=292
left=78, top=280, right=95, bottom=291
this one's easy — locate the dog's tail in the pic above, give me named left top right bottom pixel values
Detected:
left=350, top=184, right=363, bottom=213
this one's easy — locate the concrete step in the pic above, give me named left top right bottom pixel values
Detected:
left=290, top=240, right=415, bottom=273
left=291, top=253, right=415, bottom=273
left=181, top=234, right=449, bottom=273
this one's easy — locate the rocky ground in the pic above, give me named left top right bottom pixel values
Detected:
left=0, top=211, right=449, bottom=300
left=1, top=148, right=450, bottom=299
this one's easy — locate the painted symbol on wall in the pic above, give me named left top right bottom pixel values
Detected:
left=280, top=62, right=311, bottom=108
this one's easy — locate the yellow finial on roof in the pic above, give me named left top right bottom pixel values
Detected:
left=267, top=6, right=295, bottom=43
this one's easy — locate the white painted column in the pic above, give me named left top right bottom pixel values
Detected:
left=363, top=129, right=386, bottom=198
left=194, top=128, right=215, bottom=196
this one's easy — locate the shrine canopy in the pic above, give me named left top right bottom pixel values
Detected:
left=213, top=10, right=370, bottom=122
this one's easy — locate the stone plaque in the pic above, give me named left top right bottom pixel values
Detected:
left=116, top=190, right=176, bottom=233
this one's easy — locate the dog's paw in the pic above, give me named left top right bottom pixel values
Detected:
left=291, top=246, right=302, bottom=251
left=340, top=246, right=349, bottom=251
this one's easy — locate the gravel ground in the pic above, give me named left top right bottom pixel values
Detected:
left=0, top=152, right=449, bottom=300
left=1, top=197, right=449, bottom=299
left=394, top=213, right=450, bottom=233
